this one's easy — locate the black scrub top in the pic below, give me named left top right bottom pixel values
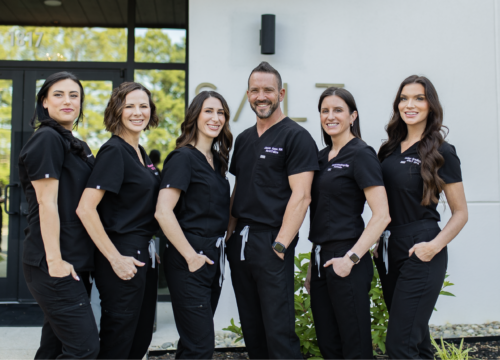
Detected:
left=19, top=126, right=95, bottom=271
left=86, top=135, right=160, bottom=239
left=230, top=117, right=319, bottom=228
left=381, top=141, right=462, bottom=227
left=309, top=138, right=384, bottom=244
left=160, top=145, right=230, bottom=238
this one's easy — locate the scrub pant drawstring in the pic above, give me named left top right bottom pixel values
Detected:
left=381, top=230, right=391, bottom=274
left=216, top=234, right=226, bottom=287
left=314, top=245, right=322, bottom=278
left=240, top=226, right=249, bottom=260
left=148, top=239, right=156, bottom=269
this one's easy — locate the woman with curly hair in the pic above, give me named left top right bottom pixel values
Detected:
left=77, top=82, right=161, bottom=359
left=375, top=75, right=468, bottom=359
left=155, top=91, right=232, bottom=359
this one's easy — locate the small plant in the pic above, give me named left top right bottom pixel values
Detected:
left=222, top=318, right=244, bottom=343
left=431, top=337, right=471, bottom=360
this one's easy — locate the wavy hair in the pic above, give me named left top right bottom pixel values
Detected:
left=104, top=82, right=159, bottom=134
left=176, top=91, right=233, bottom=176
left=378, top=75, right=448, bottom=206
left=31, top=71, right=88, bottom=161
left=318, top=87, right=361, bottom=147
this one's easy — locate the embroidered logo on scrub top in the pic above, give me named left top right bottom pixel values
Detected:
left=328, top=163, right=349, bottom=171
left=264, top=146, right=283, bottom=154
left=400, top=157, right=421, bottom=165
left=87, top=153, right=94, bottom=158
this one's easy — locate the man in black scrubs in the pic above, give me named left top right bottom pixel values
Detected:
left=226, top=62, right=319, bottom=359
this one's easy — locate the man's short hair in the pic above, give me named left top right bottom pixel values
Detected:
left=247, top=61, right=282, bottom=90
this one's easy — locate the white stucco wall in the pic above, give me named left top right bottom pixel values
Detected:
left=189, top=0, right=500, bottom=327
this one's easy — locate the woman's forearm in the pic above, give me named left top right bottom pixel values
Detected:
left=351, top=211, right=391, bottom=258
left=155, top=209, right=197, bottom=262
left=77, top=206, right=121, bottom=262
left=39, top=202, right=62, bottom=262
left=431, top=209, right=468, bottom=251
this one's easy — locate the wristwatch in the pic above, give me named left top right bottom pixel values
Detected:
left=347, top=250, right=360, bottom=264
left=272, top=241, right=287, bottom=254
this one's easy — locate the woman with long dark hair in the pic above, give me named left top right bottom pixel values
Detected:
left=375, top=75, right=468, bottom=359
left=19, top=71, right=99, bottom=359
left=76, top=82, right=161, bottom=359
left=304, top=87, right=391, bottom=359
left=155, top=91, right=232, bottom=359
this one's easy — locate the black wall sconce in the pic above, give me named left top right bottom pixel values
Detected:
left=260, top=14, right=275, bottom=54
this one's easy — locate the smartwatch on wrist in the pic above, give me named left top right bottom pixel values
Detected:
left=272, top=241, right=287, bottom=254
left=347, top=250, right=360, bottom=265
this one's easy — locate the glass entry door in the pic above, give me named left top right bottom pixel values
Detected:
left=0, top=68, right=123, bottom=302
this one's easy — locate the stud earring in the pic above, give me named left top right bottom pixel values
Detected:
left=350, top=123, right=353, bottom=127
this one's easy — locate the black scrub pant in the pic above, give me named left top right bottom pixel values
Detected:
left=94, top=235, right=158, bottom=360
left=164, top=232, right=224, bottom=359
left=374, top=219, right=447, bottom=359
left=310, top=240, right=373, bottom=359
left=226, top=221, right=302, bottom=360
left=23, top=260, right=100, bottom=359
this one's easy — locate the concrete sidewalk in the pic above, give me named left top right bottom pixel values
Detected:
left=0, top=302, right=179, bottom=360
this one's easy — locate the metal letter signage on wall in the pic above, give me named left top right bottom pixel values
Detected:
left=195, top=82, right=345, bottom=122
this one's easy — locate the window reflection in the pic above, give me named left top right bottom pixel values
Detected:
left=0, top=26, right=127, bottom=62
left=134, top=28, right=186, bottom=63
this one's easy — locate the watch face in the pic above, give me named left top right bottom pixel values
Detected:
left=350, top=253, right=360, bottom=264
left=273, top=242, right=285, bottom=253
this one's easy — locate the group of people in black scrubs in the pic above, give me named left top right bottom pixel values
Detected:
left=19, top=61, right=467, bottom=360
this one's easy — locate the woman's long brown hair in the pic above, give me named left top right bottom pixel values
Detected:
left=378, top=75, right=448, bottom=206
left=176, top=91, right=233, bottom=176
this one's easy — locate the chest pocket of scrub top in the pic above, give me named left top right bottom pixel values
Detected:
left=254, top=152, right=285, bottom=188
left=404, top=164, right=423, bottom=192
left=319, top=165, right=346, bottom=195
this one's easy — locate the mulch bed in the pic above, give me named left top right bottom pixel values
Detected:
left=150, top=339, right=500, bottom=359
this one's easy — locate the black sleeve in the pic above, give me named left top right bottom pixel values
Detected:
left=438, top=143, right=462, bottom=184
left=86, top=144, right=124, bottom=194
left=285, top=130, right=319, bottom=176
left=353, top=145, right=385, bottom=189
left=160, top=149, right=192, bottom=192
left=229, top=135, right=240, bottom=177
left=21, top=129, right=66, bottom=181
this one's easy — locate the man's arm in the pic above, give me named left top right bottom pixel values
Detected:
left=273, top=171, right=314, bottom=259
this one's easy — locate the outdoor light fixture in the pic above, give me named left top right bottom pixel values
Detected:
left=44, top=0, right=62, bottom=6
left=260, top=14, right=275, bottom=55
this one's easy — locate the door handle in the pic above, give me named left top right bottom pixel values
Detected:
left=5, top=182, right=19, bottom=215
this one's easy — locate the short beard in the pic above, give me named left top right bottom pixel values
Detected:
left=250, top=100, right=280, bottom=119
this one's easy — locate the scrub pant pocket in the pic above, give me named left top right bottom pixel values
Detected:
left=310, top=244, right=373, bottom=359
left=226, top=227, right=302, bottom=360
left=94, top=240, right=158, bottom=360
left=375, top=222, right=447, bottom=359
left=164, top=244, right=222, bottom=359
left=23, top=261, right=99, bottom=360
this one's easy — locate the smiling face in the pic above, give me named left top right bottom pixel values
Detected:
left=247, top=72, right=284, bottom=119
left=120, top=89, right=151, bottom=135
left=320, top=95, right=357, bottom=139
left=398, top=83, right=429, bottom=127
left=197, top=97, right=226, bottom=141
left=42, top=78, right=81, bottom=129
